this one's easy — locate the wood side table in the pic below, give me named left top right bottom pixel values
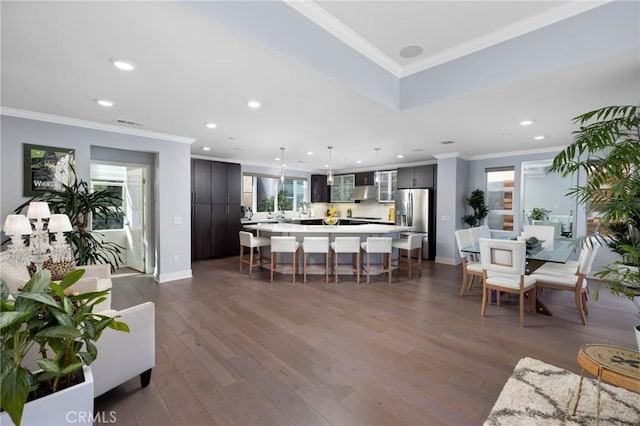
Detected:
left=574, top=344, right=640, bottom=425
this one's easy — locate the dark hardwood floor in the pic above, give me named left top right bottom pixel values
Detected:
left=95, top=258, right=639, bottom=425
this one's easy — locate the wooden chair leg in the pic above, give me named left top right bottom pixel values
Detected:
left=292, top=250, right=297, bottom=283
left=303, top=253, right=308, bottom=283
left=582, top=292, right=589, bottom=316
left=270, top=253, right=275, bottom=283
left=240, top=246, right=244, bottom=272
left=356, top=252, right=361, bottom=283
left=519, top=290, right=525, bottom=327
left=334, top=251, right=339, bottom=283
left=459, top=268, right=468, bottom=296
left=576, top=289, right=587, bottom=325
left=388, top=253, right=392, bottom=284
left=481, top=282, right=487, bottom=317
left=325, top=253, right=329, bottom=283
left=248, top=247, right=254, bottom=277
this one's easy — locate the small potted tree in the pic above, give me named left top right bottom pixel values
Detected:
left=0, top=270, right=128, bottom=425
left=462, top=189, right=489, bottom=227
left=530, top=207, right=551, bottom=221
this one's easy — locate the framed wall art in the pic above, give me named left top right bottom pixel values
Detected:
left=23, top=143, right=75, bottom=196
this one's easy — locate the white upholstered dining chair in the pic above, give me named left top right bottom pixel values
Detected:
left=454, top=229, right=482, bottom=296
left=479, top=238, right=537, bottom=327
left=530, top=240, right=600, bottom=325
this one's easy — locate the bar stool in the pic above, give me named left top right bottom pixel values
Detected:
left=239, top=231, right=270, bottom=277
left=330, top=237, right=361, bottom=283
left=270, top=236, right=300, bottom=283
left=361, top=237, right=393, bottom=284
left=302, top=236, right=330, bottom=283
left=392, top=233, right=422, bottom=278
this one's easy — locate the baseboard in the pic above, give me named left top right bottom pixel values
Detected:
left=435, top=256, right=459, bottom=265
left=157, top=269, right=192, bottom=283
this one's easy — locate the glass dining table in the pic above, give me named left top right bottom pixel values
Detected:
left=461, top=239, right=575, bottom=264
left=461, top=239, right=577, bottom=316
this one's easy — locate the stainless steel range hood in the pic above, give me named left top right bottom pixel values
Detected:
left=350, top=185, right=377, bottom=201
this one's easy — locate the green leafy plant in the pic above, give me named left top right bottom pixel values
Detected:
left=530, top=207, right=551, bottom=221
left=550, top=105, right=640, bottom=306
left=462, top=189, right=489, bottom=227
left=0, top=270, right=128, bottom=425
left=14, top=167, right=124, bottom=271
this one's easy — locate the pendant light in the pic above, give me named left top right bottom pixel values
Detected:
left=279, top=147, right=286, bottom=183
left=326, top=146, right=334, bottom=186
left=374, top=147, right=381, bottom=185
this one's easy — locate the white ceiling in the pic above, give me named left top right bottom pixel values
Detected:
left=1, top=1, right=638, bottom=173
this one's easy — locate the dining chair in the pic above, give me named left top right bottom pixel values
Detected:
left=239, top=231, right=270, bottom=277
left=391, top=233, right=422, bottom=278
left=270, top=236, right=300, bottom=283
left=479, top=238, right=537, bottom=327
left=454, top=229, right=483, bottom=296
left=522, top=225, right=555, bottom=244
left=530, top=240, right=600, bottom=324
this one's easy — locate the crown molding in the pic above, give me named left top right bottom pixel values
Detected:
left=468, top=145, right=567, bottom=161
left=399, top=1, right=610, bottom=78
left=433, top=152, right=461, bottom=160
left=1, top=107, right=196, bottom=144
left=284, top=0, right=402, bottom=77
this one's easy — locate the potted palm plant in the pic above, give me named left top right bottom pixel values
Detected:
left=550, top=105, right=639, bottom=316
left=13, top=166, right=124, bottom=271
left=0, top=270, right=128, bottom=425
left=530, top=207, right=551, bottom=221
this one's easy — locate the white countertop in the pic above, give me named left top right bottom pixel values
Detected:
left=243, top=223, right=408, bottom=234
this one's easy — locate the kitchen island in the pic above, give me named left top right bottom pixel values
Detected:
left=242, top=222, right=410, bottom=278
left=243, top=222, right=406, bottom=235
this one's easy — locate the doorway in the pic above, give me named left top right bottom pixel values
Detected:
left=90, top=162, right=150, bottom=273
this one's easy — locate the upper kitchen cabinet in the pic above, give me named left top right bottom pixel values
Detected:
left=330, top=174, right=355, bottom=202
left=397, top=165, right=436, bottom=189
left=311, top=174, right=329, bottom=203
left=355, top=171, right=376, bottom=186
left=377, top=170, right=397, bottom=202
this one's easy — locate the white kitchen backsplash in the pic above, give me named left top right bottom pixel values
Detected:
left=310, top=202, right=394, bottom=221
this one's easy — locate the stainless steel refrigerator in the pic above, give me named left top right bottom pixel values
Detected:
left=395, top=188, right=435, bottom=260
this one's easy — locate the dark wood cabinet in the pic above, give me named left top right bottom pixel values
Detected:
left=191, top=159, right=241, bottom=260
left=355, top=171, right=376, bottom=186
left=397, top=165, right=436, bottom=189
left=311, top=174, right=329, bottom=203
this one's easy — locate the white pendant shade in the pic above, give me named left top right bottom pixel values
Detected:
left=27, top=202, right=51, bottom=220
left=3, top=214, right=32, bottom=236
left=48, top=214, right=73, bottom=233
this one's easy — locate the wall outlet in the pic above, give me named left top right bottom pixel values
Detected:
left=173, top=254, right=179, bottom=262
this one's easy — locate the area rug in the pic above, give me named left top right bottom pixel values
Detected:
left=484, top=357, right=639, bottom=425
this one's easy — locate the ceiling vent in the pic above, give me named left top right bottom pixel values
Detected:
left=440, top=140, right=455, bottom=145
left=115, top=119, right=143, bottom=127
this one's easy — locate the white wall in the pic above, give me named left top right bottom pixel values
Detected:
left=1, top=115, right=192, bottom=283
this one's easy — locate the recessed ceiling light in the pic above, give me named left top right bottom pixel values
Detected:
left=397, top=154, right=404, bottom=159
left=534, top=135, right=545, bottom=140
left=307, top=151, right=313, bottom=155
left=520, top=120, right=534, bottom=126
left=356, top=160, right=362, bottom=164
left=110, top=58, right=136, bottom=71
left=324, top=164, right=329, bottom=168
left=247, top=100, right=261, bottom=109
left=205, top=122, right=217, bottom=129
left=97, top=99, right=114, bottom=107
left=202, top=147, right=211, bottom=151
left=399, top=45, right=424, bottom=59
left=275, top=157, right=281, bottom=161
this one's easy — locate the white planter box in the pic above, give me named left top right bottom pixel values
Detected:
left=0, top=366, right=93, bottom=426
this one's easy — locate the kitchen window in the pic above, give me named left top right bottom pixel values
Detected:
left=486, top=168, right=515, bottom=231
left=242, top=174, right=308, bottom=213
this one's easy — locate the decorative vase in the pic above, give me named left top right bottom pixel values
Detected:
left=323, top=216, right=339, bottom=226
left=0, top=366, right=93, bottom=426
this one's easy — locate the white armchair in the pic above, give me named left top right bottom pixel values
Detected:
left=92, top=302, right=156, bottom=397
